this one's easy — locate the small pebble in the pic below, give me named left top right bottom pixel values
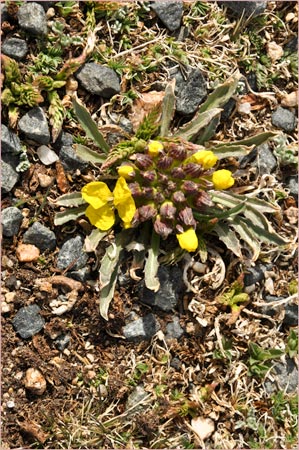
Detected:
left=16, top=243, right=40, bottom=262
left=37, top=145, right=59, bottom=165
left=37, top=173, right=54, bottom=188
left=24, top=368, right=47, bottom=395
left=281, top=91, right=298, bottom=108
left=5, top=292, right=16, bottom=303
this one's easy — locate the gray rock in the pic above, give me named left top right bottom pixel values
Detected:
left=23, top=222, right=56, bottom=252
left=75, top=63, right=120, bottom=98
left=126, top=385, right=148, bottom=414
left=219, top=1, right=267, bottom=18
left=54, top=334, right=71, bottom=351
left=5, top=275, right=19, bottom=290
left=284, top=36, right=298, bottom=54
left=141, top=266, right=184, bottom=312
left=253, top=143, right=277, bottom=174
left=56, top=236, right=88, bottom=271
left=17, top=2, right=47, bottom=36
left=18, top=107, right=50, bottom=145
left=12, top=304, right=45, bottom=339
left=1, top=207, right=23, bottom=237
left=37, top=146, right=59, bottom=165
left=0, top=4, right=9, bottom=21
left=244, top=264, right=271, bottom=287
left=1, top=124, right=22, bottom=154
left=170, top=356, right=182, bottom=370
left=1, top=160, right=19, bottom=193
left=151, top=1, right=183, bottom=31
left=264, top=358, right=298, bottom=394
left=165, top=317, right=184, bottom=340
left=123, top=313, right=160, bottom=341
left=285, top=175, right=298, bottom=200
left=2, top=37, right=28, bottom=60
left=59, top=145, right=89, bottom=171
left=262, top=295, right=298, bottom=327
left=170, top=66, right=207, bottom=115
left=68, top=267, right=90, bottom=282
left=53, top=132, right=73, bottom=149
left=272, top=106, right=297, bottom=133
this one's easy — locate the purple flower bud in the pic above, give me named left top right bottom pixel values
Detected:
left=157, top=155, right=173, bottom=170
left=166, top=180, right=177, bottom=192
left=154, top=216, right=173, bottom=239
left=193, top=191, right=213, bottom=209
left=172, top=190, right=186, bottom=203
left=133, top=153, right=153, bottom=170
left=160, top=201, right=177, bottom=220
left=128, top=182, right=142, bottom=197
left=167, top=143, right=187, bottom=161
left=138, top=204, right=157, bottom=222
left=183, top=163, right=203, bottom=178
left=181, top=180, right=199, bottom=195
left=141, top=170, right=156, bottom=183
left=171, top=167, right=186, bottom=179
left=142, top=186, right=155, bottom=199
left=178, top=206, right=196, bottom=227
left=154, top=191, right=165, bottom=204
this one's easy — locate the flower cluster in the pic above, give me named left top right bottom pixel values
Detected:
left=82, top=139, right=235, bottom=252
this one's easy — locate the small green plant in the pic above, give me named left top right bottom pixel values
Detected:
left=247, top=342, right=284, bottom=378
left=286, top=329, right=298, bottom=359
left=273, top=134, right=298, bottom=167
left=54, top=72, right=287, bottom=320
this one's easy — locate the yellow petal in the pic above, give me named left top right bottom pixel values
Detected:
left=81, top=181, right=112, bottom=209
left=85, top=204, right=115, bottom=230
left=117, top=196, right=136, bottom=224
left=117, top=165, right=135, bottom=180
left=148, top=140, right=163, bottom=157
left=191, top=150, right=218, bottom=169
left=113, top=177, right=134, bottom=205
left=176, top=228, right=198, bottom=252
left=212, top=169, right=235, bottom=190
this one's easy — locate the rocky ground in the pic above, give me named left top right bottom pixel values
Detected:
left=1, top=1, right=298, bottom=449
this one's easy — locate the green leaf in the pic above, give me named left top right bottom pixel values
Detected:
left=227, top=217, right=261, bottom=261
left=53, top=192, right=86, bottom=207
left=54, top=205, right=87, bottom=226
left=84, top=228, right=107, bottom=252
left=241, top=217, right=288, bottom=246
left=160, top=79, right=176, bottom=137
left=213, top=223, right=243, bottom=258
left=144, top=231, right=160, bottom=292
left=214, top=131, right=278, bottom=149
left=174, top=108, right=222, bottom=141
left=74, top=144, right=106, bottom=164
left=195, top=115, right=220, bottom=145
left=99, top=238, right=123, bottom=320
left=211, top=191, right=280, bottom=214
left=198, top=71, right=242, bottom=113
left=72, top=97, right=109, bottom=153
left=212, top=144, right=254, bottom=159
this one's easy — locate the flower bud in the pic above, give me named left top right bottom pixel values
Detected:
left=142, top=186, right=155, bottom=199
left=212, top=169, right=234, bottom=190
left=166, top=180, right=177, bottom=192
left=148, top=140, right=163, bottom=157
left=133, top=153, right=153, bottom=170
left=141, top=170, right=156, bottom=183
left=128, top=182, right=142, bottom=197
left=178, top=206, right=196, bottom=226
left=176, top=228, right=198, bottom=252
left=172, top=191, right=186, bottom=203
left=181, top=180, right=198, bottom=195
left=167, top=143, right=187, bottom=161
left=154, top=216, right=173, bottom=239
left=160, top=201, right=176, bottom=220
left=183, top=163, right=203, bottom=178
left=138, top=204, right=157, bottom=222
left=193, top=191, right=213, bottom=209
left=190, top=150, right=218, bottom=169
left=156, top=155, right=173, bottom=170
left=154, top=191, right=165, bottom=204
left=171, top=167, right=185, bottom=179
left=117, top=164, right=135, bottom=180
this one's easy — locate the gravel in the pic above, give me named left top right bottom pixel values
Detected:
left=75, top=63, right=121, bottom=97
left=2, top=37, right=28, bottom=60
left=12, top=304, right=45, bottom=339
left=123, top=313, right=160, bottom=341
left=1, top=160, right=20, bottom=193
left=1, top=124, right=22, bottom=154
left=264, top=358, right=298, bottom=394
left=56, top=236, right=88, bottom=271
left=1, top=207, right=23, bottom=237
left=23, top=222, right=56, bottom=252
left=150, top=1, right=183, bottom=31
left=17, top=2, right=47, bottom=36
left=37, top=146, right=59, bottom=165
left=271, top=106, right=297, bottom=132
left=59, top=145, right=89, bottom=171
left=18, top=107, right=50, bottom=145
left=170, top=65, right=207, bottom=115
left=165, top=317, right=184, bottom=340
left=253, top=143, right=277, bottom=174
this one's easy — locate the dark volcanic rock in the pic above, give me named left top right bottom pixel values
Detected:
left=170, top=66, right=207, bottom=115
left=18, top=107, right=50, bottom=145
left=272, top=106, right=297, bottom=133
left=56, top=236, right=88, bottom=271
left=1, top=124, right=22, bottom=154
left=1, top=160, right=19, bottom=193
left=1, top=207, right=23, bottom=237
left=17, top=2, right=47, bottom=36
left=12, top=304, right=45, bottom=339
left=23, top=222, right=56, bottom=252
left=151, top=1, right=183, bottom=31
left=75, top=63, right=120, bottom=98
left=2, top=37, right=28, bottom=60
left=59, top=145, right=89, bottom=171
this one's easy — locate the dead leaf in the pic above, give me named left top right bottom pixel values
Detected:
left=266, top=41, right=284, bottom=62
left=129, top=91, right=165, bottom=131
left=284, top=206, right=298, bottom=225
left=55, top=160, right=69, bottom=194
left=281, top=91, right=298, bottom=108
left=191, top=416, right=215, bottom=441
left=18, top=420, right=49, bottom=444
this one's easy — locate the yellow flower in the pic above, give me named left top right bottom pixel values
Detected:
left=117, top=164, right=135, bottom=180
left=81, top=177, right=136, bottom=230
left=190, top=150, right=218, bottom=169
left=212, top=169, right=235, bottom=190
left=176, top=228, right=198, bottom=252
left=148, top=140, right=163, bottom=157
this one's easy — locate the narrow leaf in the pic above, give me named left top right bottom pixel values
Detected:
left=227, top=218, right=260, bottom=261
left=144, top=231, right=160, bottom=292
left=214, top=131, right=278, bottom=149
left=174, top=108, right=222, bottom=141
left=160, top=79, right=176, bottom=137
left=54, top=205, right=87, bottom=226
left=212, top=144, right=254, bottom=159
left=74, top=144, right=106, bottom=164
left=195, top=115, right=220, bottom=145
left=72, top=97, right=109, bottom=153
left=84, top=228, right=107, bottom=252
left=211, top=191, right=280, bottom=214
left=99, top=240, right=122, bottom=320
left=53, top=192, right=86, bottom=207
left=213, top=223, right=243, bottom=258
left=199, top=71, right=242, bottom=113
left=240, top=217, right=288, bottom=246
